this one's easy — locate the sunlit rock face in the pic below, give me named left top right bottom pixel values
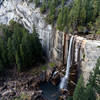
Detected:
left=0, top=0, right=53, bottom=58
left=74, top=36, right=100, bottom=84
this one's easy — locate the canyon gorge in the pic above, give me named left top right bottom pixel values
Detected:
left=0, top=0, right=100, bottom=100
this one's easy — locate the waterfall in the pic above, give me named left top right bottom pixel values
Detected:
left=60, top=36, right=74, bottom=89
left=75, top=43, right=80, bottom=63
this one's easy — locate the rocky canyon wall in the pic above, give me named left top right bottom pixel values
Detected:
left=0, top=0, right=100, bottom=83
left=74, top=36, right=100, bottom=83
left=53, top=32, right=100, bottom=83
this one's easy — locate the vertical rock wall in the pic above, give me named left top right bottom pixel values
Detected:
left=52, top=30, right=65, bottom=66
left=0, top=0, right=54, bottom=59
left=74, top=36, right=100, bottom=84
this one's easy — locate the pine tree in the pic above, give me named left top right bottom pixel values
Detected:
left=95, top=15, right=100, bottom=34
left=57, top=10, right=63, bottom=30
left=57, top=7, right=69, bottom=31
left=0, top=37, right=8, bottom=67
left=69, top=0, right=82, bottom=27
left=88, top=57, right=100, bottom=94
left=16, top=52, right=22, bottom=72
left=0, top=21, right=42, bottom=72
left=93, top=0, right=100, bottom=18
left=40, top=0, right=47, bottom=13
left=73, top=75, right=85, bottom=100
left=67, top=96, right=73, bottom=100
left=7, top=37, right=14, bottom=63
left=34, top=0, right=40, bottom=7
left=84, top=0, right=93, bottom=23
left=84, top=85, right=96, bottom=100
left=0, top=59, right=4, bottom=72
left=45, top=0, right=57, bottom=25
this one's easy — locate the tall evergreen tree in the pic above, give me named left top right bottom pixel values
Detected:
left=88, top=57, right=100, bottom=94
left=73, top=75, right=85, bottom=100
left=93, top=0, right=100, bottom=18
left=16, top=52, right=22, bottom=72
left=34, top=0, right=40, bottom=7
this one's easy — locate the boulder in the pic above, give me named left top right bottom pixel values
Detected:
left=30, top=90, right=43, bottom=100
left=59, top=95, right=67, bottom=100
left=46, top=68, right=53, bottom=81
left=2, top=89, right=16, bottom=97
left=0, top=85, right=7, bottom=92
left=60, top=89, right=68, bottom=95
left=51, top=73, right=60, bottom=85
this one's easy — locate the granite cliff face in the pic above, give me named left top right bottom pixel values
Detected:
left=0, top=0, right=53, bottom=58
left=0, top=0, right=100, bottom=83
left=74, top=36, right=100, bottom=83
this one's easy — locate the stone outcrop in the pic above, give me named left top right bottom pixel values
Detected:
left=74, top=35, right=100, bottom=84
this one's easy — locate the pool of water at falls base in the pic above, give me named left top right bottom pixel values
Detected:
left=39, top=82, right=61, bottom=100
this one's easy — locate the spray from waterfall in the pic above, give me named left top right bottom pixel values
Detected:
left=60, top=36, right=74, bottom=89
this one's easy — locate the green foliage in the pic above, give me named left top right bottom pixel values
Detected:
left=16, top=52, right=22, bottom=72
left=57, top=7, right=69, bottom=31
left=88, top=57, right=100, bottom=94
left=29, top=0, right=33, bottom=3
left=42, top=66, right=47, bottom=71
left=73, top=75, right=85, bottom=100
left=40, top=3, right=47, bottom=13
left=14, top=93, right=29, bottom=100
left=93, top=0, right=100, bottom=18
left=84, top=85, right=96, bottom=100
left=46, top=1, right=56, bottom=25
left=0, top=21, right=43, bottom=72
left=95, top=15, right=100, bottom=34
left=72, top=57, right=100, bottom=100
left=0, top=60, right=4, bottom=72
left=34, top=0, right=100, bottom=33
left=83, top=54, right=85, bottom=60
left=34, top=0, right=40, bottom=7
left=67, top=96, right=73, bottom=100
left=49, top=62, right=55, bottom=68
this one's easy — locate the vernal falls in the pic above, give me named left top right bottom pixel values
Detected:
left=60, top=36, right=74, bottom=90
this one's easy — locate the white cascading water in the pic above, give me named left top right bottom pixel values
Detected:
left=75, top=43, right=80, bottom=63
left=60, top=36, right=74, bottom=89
